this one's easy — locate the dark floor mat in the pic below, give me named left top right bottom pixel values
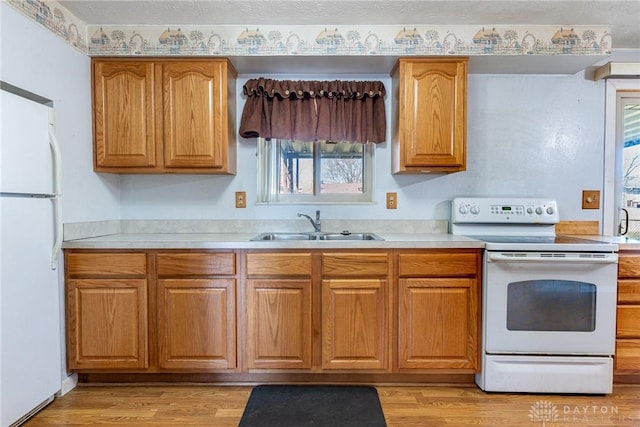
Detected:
left=238, top=384, right=387, bottom=427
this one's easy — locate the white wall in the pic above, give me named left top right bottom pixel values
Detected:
left=120, top=71, right=606, bottom=223
left=1, top=3, right=121, bottom=223
left=1, top=1, right=609, bottom=226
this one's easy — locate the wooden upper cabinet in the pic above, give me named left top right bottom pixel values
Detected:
left=162, top=61, right=230, bottom=170
left=92, top=58, right=237, bottom=174
left=93, top=61, right=157, bottom=169
left=392, top=57, right=468, bottom=173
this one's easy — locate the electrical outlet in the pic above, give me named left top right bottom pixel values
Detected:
left=235, top=191, right=247, bottom=208
left=582, top=190, right=600, bottom=209
left=386, top=192, right=397, bottom=209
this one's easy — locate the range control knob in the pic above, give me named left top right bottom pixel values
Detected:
left=535, top=206, right=543, bottom=215
left=546, top=206, right=555, bottom=215
left=470, top=205, right=480, bottom=215
left=458, top=205, right=469, bottom=214
left=526, top=207, right=534, bottom=214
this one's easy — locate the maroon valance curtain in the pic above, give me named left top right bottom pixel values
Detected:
left=239, top=78, right=386, bottom=144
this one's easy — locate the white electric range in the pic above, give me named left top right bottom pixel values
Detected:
left=451, top=197, right=618, bottom=394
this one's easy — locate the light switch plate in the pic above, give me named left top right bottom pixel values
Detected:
left=235, top=191, right=247, bottom=208
left=386, top=192, right=397, bottom=209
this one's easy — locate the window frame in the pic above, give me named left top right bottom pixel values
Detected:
left=256, top=138, right=375, bottom=205
left=603, top=79, right=640, bottom=235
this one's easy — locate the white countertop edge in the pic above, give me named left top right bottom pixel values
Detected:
left=61, top=232, right=485, bottom=250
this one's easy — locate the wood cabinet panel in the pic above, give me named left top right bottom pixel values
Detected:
left=322, top=253, right=388, bottom=276
left=157, top=279, right=236, bottom=370
left=322, top=279, right=388, bottom=370
left=616, top=251, right=640, bottom=376
left=616, top=339, right=640, bottom=371
left=93, top=61, right=157, bottom=170
left=619, top=254, right=640, bottom=278
left=67, top=279, right=148, bottom=370
left=162, top=61, right=228, bottom=170
left=618, top=280, right=640, bottom=304
left=398, top=278, right=478, bottom=370
left=392, top=58, right=467, bottom=173
left=618, top=306, right=640, bottom=338
left=246, top=253, right=312, bottom=276
left=67, top=252, right=147, bottom=276
left=398, top=252, right=478, bottom=277
left=157, top=252, right=235, bottom=276
left=246, top=279, right=312, bottom=369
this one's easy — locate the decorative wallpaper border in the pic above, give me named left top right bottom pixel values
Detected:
left=6, top=0, right=88, bottom=52
left=7, top=0, right=612, bottom=59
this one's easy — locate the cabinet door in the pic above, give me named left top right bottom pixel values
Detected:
left=157, top=279, right=236, bottom=370
left=246, top=279, right=312, bottom=369
left=162, top=61, right=227, bottom=170
left=93, top=60, right=158, bottom=170
left=322, top=279, right=388, bottom=370
left=394, top=58, right=467, bottom=173
left=67, top=279, right=148, bottom=370
left=398, top=278, right=478, bottom=370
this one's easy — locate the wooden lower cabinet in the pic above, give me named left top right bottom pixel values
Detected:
left=244, top=252, right=313, bottom=370
left=396, top=251, right=481, bottom=372
left=398, top=277, right=477, bottom=370
left=66, top=252, right=149, bottom=370
left=157, top=278, right=236, bottom=370
left=322, top=278, right=388, bottom=370
left=321, top=252, right=390, bottom=370
left=245, top=279, right=312, bottom=369
left=156, top=252, right=237, bottom=370
left=65, top=248, right=481, bottom=380
left=616, top=251, right=640, bottom=374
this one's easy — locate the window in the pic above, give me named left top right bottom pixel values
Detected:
left=603, top=78, right=640, bottom=235
left=620, top=95, right=640, bottom=237
left=257, top=138, right=374, bottom=204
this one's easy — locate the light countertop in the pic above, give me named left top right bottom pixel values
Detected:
left=61, top=232, right=485, bottom=250
left=573, top=235, right=640, bottom=251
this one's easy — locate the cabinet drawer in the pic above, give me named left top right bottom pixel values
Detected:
left=157, top=252, right=235, bottom=276
left=398, top=252, right=478, bottom=277
left=246, top=253, right=312, bottom=276
left=322, top=253, right=388, bottom=276
left=618, top=280, right=640, bottom=304
left=67, top=252, right=147, bottom=276
left=617, top=305, right=640, bottom=338
left=616, top=339, right=640, bottom=371
left=619, top=254, right=640, bottom=278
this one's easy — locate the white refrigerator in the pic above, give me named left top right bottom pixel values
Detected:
left=0, top=82, right=63, bottom=426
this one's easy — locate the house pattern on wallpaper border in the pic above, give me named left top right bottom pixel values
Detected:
left=7, top=0, right=612, bottom=58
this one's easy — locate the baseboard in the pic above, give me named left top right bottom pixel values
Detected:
left=58, top=373, right=78, bottom=396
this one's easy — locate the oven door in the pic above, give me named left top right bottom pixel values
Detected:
left=484, top=251, right=618, bottom=355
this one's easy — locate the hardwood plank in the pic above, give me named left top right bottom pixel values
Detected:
left=24, top=385, right=640, bottom=426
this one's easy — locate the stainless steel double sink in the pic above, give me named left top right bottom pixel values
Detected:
left=250, top=231, right=384, bottom=241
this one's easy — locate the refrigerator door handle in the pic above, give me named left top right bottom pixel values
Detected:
left=49, top=114, right=63, bottom=270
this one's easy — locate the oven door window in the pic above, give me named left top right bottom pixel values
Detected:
left=506, top=280, right=596, bottom=332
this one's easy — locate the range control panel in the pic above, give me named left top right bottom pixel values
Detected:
left=451, top=197, right=559, bottom=224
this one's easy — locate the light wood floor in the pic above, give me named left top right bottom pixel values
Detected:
left=24, top=384, right=640, bottom=426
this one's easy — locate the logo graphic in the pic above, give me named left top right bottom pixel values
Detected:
left=529, top=400, right=560, bottom=426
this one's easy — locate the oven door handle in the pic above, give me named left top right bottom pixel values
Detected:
left=487, top=253, right=618, bottom=264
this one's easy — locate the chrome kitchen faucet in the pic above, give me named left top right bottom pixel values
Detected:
left=297, top=210, right=321, bottom=233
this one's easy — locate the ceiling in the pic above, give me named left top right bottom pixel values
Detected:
left=58, top=0, right=640, bottom=49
